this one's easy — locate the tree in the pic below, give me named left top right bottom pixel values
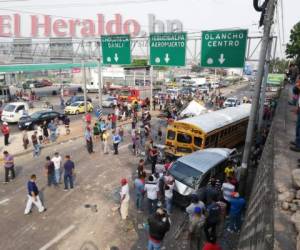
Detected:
left=286, top=21, right=300, bottom=67
left=269, top=58, right=289, bottom=73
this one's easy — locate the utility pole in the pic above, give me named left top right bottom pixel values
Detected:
left=258, top=38, right=273, bottom=132
left=97, top=57, right=102, bottom=108
left=82, top=60, right=88, bottom=113
left=241, top=0, right=277, bottom=172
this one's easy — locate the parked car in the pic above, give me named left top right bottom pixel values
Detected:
left=18, top=110, right=66, bottom=130
left=223, top=97, right=241, bottom=108
left=102, top=96, right=117, bottom=108
left=169, top=148, right=237, bottom=207
left=41, top=79, right=53, bottom=87
left=65, top=95, right=92, bottom=106
left=64, top=101, right=93, bottom=115
left=1, top=102, right=45, bottom=123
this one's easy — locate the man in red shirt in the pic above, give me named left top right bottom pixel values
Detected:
left=202, top=236, right=222, bottom=250
left=111, top=113, right=117, bottom=129
left=1, top=122, right=10, bottom=146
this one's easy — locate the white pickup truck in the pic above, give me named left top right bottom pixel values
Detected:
left=1, top=102, right=45, bottom=123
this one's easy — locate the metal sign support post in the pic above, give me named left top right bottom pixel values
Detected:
left=98, top=55, right=102, bottom=108
left=82, top=60, right=87, bottom=114
left=150, top=66, right=153, bottom=111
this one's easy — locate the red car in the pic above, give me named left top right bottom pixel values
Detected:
left=41, top=79, right=53, bottom=87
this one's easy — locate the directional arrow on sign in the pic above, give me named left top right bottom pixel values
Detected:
left=114, top=53, right=119, bottom=62
left=164, top=54, right=170, bottom=63
left=218, top=54, right=225, bottom=64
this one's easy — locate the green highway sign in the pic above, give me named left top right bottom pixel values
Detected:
left=201, top=29, right=248, bottom=68
left=150, top=32, right=186, bottom=66
left=101, top=34, right=131, bottom=65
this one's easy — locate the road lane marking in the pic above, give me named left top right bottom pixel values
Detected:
left=39, top=225, right=76, bottom=250
left=0, top=198, right=9, bottom=205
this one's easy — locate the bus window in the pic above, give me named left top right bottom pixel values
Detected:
left=177, top=133, right=192, bottom=144
left=205, top=137, right=210, bottom=147
left=194, top=137, right=202, bottom=147
left=167, top=130, right=176, bottom=140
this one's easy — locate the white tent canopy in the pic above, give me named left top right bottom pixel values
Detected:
left=180, top=100, right=207, bottom=117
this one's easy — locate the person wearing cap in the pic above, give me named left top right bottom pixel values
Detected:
left=147, top=208, right=170, bottom=250
left=189, top=206, right=206, bottom=250
left=227, top=192, right=246, bottom=233
left=120, top=178, right=130, bottom=220
left=1, top=122, right=10, bottom=146
left=186, top=194, right=205, bottom=221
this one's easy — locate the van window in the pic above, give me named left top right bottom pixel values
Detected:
left=16, top=105, right=25, bottom=112
left=4, top=104, right=16, bottom=112
left=167, top=130, right=176, bottom=140
left=169, top=161, right=202, bottom=188
left=177, top=133, right=192, bottom=144
left=194, top=137, right=202, bottom=147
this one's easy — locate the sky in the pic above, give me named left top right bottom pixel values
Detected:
left=0, top=0, right=298, bottom=58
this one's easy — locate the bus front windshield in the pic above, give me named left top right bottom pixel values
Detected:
left=169, top=161, right=202, bottom=189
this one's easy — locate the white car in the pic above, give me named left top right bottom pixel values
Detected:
left=102, top=96, right=117, bottom=108
left=223, top=97, right=241, bottom=108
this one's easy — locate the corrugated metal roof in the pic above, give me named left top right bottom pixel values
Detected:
left=178, top=148, right=233, bottom=173
left=177, top=104, right=251, bottom=133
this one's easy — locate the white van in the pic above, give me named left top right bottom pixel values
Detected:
left=86, top=81, right=99, bottom=93
left=168, top=148, right=237, bottom=207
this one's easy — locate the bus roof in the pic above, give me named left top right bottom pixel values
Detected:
left=177, top=104, right=251, bottom=134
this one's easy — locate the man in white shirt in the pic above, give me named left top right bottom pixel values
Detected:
left=51, top=152, right=62, bottom=184
left=144, top=175, right=159, bottom=214
left=186, top=194, right=205, bottom=221
left=221, top=177, right=235, bottom=214
left=120, top=178, right=130, bottom=220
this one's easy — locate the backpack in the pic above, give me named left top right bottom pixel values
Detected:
left=207, top=202, right=221, bottom=224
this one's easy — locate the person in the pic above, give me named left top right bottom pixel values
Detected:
left=157, top=126, right=163, bottom=142
left=216, top=199, right=227, bottom=237
left=144, top=175, right=159, bottom=214
left=48, top=120, right=57, bottom=142
left=51, top=152, right=62, bottom=184
left=84, top=126, right=94, bottom=154
left=37, top=125, right=43, bottom=144
left=224, top=162, right=235, bottom=178
left=93, top=122, right=100, bottom=140
left=150, top=146, right=158, bottom=174
left=186, top=194, right=205, bottom=221
left=24, top=174, right=46, bottom=215
left=203, top=178, right=221, bottom=205
left=45, top=156, right=55, bottom=187
left=204, top=195, right=221, bottom=241
left=221, top=177, right=235, bottom=214
left=22, top=130, right=29, bottom=150
left=120, top=178, right=130, bottom=220
left=189, top=207, right=206, bottom=250
left=31, top=131, right=41, bottom=157
left=64, top=116, right=70, bottom=135
left=112, top=130, right=121, bottom=155
left=3, top=151, right=15, bottom=183
left=85, top=112, right=92, bottom=125
left=202, top=235, right=222, bottom=250
left=63, top=155, right=75, bottom=191
left=111, top=113, right=117, bottom=129
left=1, top=122, right=10, bottom=146
left=134, top=172, right=146, bottom=212
left=42, top=121, right=49, bottom=143
left=227, top=192, right=246, bottom=233
left=147, top=208, right=170, bottom=250
left=137, top=159, right=145, bottom=177
left=164, top=181, right=174, bottom=215
left=102, top=130, right=109, bottom=154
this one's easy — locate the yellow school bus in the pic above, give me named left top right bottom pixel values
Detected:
left=165, top=104, right=251, bottom=158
